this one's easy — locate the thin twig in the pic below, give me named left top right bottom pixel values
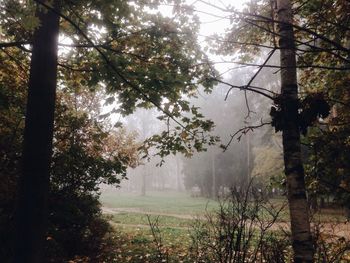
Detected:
left=223, top=122, right=271, bottom=151
left=212, top=78, right=275, bottom=100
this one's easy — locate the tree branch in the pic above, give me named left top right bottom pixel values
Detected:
left=197, top=0, right=349, bottom=53
left=211, top=78, right=275, bottom=100
left=0, top=47, right=29, bottom=78
left=222, top=122, right=271, bottom=151
left=0, top=41, right=28, bottom=48
left=0, top=41, right=31, bottom=52
left=244, top=18, right=350, bottom=64
left=197, top=60, right=350, bottom=71
left=33, top=0, right=204, bottom=137
left=57, top=62, right=97, bottom=72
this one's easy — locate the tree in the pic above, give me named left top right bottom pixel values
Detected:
left=182, top=83, right=255, bottom=197
left=188, top=0, right=348, bottom=261
left=294, top=0, right=350, bottom=214
left=275, top=0, right=313, bottom=260
left=0, top=41, right=140, bottom=261
left=129, top=109, right=161, bottom=196
left=47, top=90, right=139, bottom=262
left=0, top=47, right=27, bottom=262
left=14, top=2, right=61, bottom=262
left=1, top=1, right=216, bottom=261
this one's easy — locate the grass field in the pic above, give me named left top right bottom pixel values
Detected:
left=100, top=190, right=346, bottom=224
left=99, top=190, right=349, bottom=262
left=100, top=190, right=290, bottom=225
left=100, top=190, right=209, bottom=262
left=100, top=190, right=220, bottom=215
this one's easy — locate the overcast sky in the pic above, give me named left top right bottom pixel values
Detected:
left=191, top=0, right=248, bottom=35
left=183, top=0, right=249, bottom=76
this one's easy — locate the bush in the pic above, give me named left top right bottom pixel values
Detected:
left=45, top=191, right=111, bottom=262
left=188, top=184, right=289, bottom=263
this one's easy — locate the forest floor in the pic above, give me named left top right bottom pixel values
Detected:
left=99, top=190, right=350, bottom=262
left=100, top=191, right=199, bottom=262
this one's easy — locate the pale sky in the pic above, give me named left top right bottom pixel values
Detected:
left=157, top=0, right=249, bottom=76
left=158, top=0, right=248, bottom=37
left=59, top=0, right=249, bottom=70
left=191, top=0, right=248, bottom=35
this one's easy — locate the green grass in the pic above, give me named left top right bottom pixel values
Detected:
left=100, top=190, right=219, bottom=215
left=100, top=190, right=211, bottom=253
left=111, top=212, right=194, bottom=228
left=99, top=190, right=349, bottom=262
left=113, top=223, right=191, bottom=246
left=101, top=190, right=289, bottom=223
left=105, top=207, right=194, bottom=262
left=101, top=190, right=346, bottom=223
left=101, top=190, right=213, bottom=258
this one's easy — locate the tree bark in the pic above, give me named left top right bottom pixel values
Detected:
left=14, top=1, right=60, bottom=262
left=275, top=0, right=314, bottom=262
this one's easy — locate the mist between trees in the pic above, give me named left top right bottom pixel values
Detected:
left=118, top=58, right=281, bottom=199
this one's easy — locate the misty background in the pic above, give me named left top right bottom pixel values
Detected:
left=101, top=50, right=284, bottom=198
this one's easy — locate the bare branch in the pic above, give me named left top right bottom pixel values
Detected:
left=0, top=41, right=31, bottom=52
left=0, top=41, right=28, bottom=48
left=244, top=18, right=350, bottom=64
left=246, top=49, right=276, bottom=90
left=212, top=78, right=275, bottom=100
left=222, top=122, right=271, bottom=151
left=198, top=60, right=350, bottom=71
left=57, top=62, right=97, bottom=72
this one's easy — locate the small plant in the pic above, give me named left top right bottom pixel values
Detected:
left=144, top=185, right=350, bottom=262
left=147, top=215, right=170, bottom=263
left=188, top=181, right=289, bottom=263
left=312, top=216, right=350, bottom=263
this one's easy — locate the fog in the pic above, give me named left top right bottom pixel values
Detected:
left=101, top=51, right=283, bottom=198
left=98, top=0, right=286, bottom=199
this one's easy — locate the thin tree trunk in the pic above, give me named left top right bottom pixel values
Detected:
left=275, top=0, right=314, bottom=262
left=141, top=166, right=146, bottom=196
left=246, top=131, right=251, bottom=183
left=211, top=154, right=216, bottom=198
left=176, top=157, right=182, bottom=191
left=141, top=172, right=146, bottom=195
left=14, top=1, right=60, bottom=262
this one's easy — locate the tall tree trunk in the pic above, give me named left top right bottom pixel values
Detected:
left=246, top=131, right=251, bottom=184
left=14, top=1, right=60, bottom=262
left=141, top=168, right=146, bottom=196
left=211, top=154, right=216, bottom=198
left=176, top=157, right=182, bottom=191
left=276, top=0, right=314, bottom=262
